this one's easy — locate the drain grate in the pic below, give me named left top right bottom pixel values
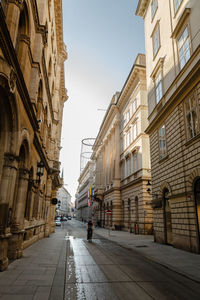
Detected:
left=135, top=245, right=148, bottom=248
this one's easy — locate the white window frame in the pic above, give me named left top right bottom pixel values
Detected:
left=152, top=23, right=160, bottom=57
left=132, top=152, right=138, bottom=173
left=132, top=123, right=137, bottom=141
left=126, top=156, right=131, bottom=177
left=151, top=0, right=158, bottom=20
left=177, top=25, right=191, bottom=70
left=155, top=72, right=162, bottom=104
left=132, top=99, right=137, bottom=115
left=158, top=124, right=167, bottom=159
left=174, top=0, right=183, bottom=13
left=126, top=110, right=130, bottom=123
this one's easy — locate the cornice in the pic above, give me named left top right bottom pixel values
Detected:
left=54, top=0, right=65, bottom=55
left=136, top=0, right=150, bottom=18
left=117, top=64, right=146, bottom=111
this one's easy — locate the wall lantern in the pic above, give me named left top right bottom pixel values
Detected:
left=36, top=160, right=44, bottom=184
left=146, top=180, right=162, bottom=208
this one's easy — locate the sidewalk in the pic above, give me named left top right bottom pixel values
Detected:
left=93, top=226, right=200, bottom=283
left=0, top=229, right=67, bottom=300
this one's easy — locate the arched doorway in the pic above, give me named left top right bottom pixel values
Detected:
left=163, top=188, right=172, bottom=244
left=194, top=178, right=200, bottom=250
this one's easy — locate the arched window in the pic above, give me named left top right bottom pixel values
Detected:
left=16, top=3, right=29, bottom=52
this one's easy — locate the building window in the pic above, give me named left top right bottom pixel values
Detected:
left=155, top=72, right=162, bottom=103
left=151, top=0, right=158, bottom=20
left=132, top=99, right=137, bottom=115
left=178, top=26, right=191, bottom=70
left=126, top=110, right=130, bottom=123
left=158, top=125, right=167, bottom=159
left=132, top=153, right=138, bottom=173
left=126, top=156, right=131, bottom=177
left=121, top=161, right=125, bottom=180
left=185, top=93, right=199, bottom=139
left=132, top=123, right=137, bottom=141
left=152, top=24, right=160, bottom=57
left=174, top=0, right=183, bottom=13
left=126, top=130, right=131, bottom=148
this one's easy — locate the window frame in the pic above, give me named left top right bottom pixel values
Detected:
left=177, top=24, right=191, bottom=71
left=151, top=0, right=158, bottom=21
left=132, top=99, right=137, bottom=116
left=132, top=122, right=137, bottom=141
left=132, top=152, right=138, bottom=173
left=184, top=90, right=199, bottom=141
left=155, top=71, right=163, bottom=104
left=152, top=21, right=161, bottom=59
left=174, top=0, right=183, bottom=14
left=158, top=124, right=167, bottom=160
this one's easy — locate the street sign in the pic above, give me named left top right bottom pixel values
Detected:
left=106, top=210, right=112, bottom=215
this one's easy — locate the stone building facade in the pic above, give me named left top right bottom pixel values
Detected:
left=0, top=0, right=67, bottom=270
left=92, top=93, right=121, bottom=229
left=119, top=54, right=153, bottom=234
left=136, top=0, right=200, bottom=252
left=92, top=57, right=153, bottom=232
left=77, top=161, right=95, bottom=222
left=56, top=186, right=72, bottom=217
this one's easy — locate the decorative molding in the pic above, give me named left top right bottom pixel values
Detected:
left=171, top=8, right=191, bottom=39
left=150, top=57, right=165, bottom=79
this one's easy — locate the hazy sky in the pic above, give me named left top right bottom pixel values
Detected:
left=60, top=0, right=145, bottom=201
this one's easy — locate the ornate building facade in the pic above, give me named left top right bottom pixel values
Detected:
left=92, top=56, right=153, bottom=232
left=0, top=0, right=67, bottom=270
left=136, top=0, right=200, bottom=252
left=76, top=161, right=95, bottom=222
left=119, top=54, right=153, bottom=234
left=56, top=186, right=72, bottom=217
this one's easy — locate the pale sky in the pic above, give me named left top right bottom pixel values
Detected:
left=60, top=0, right=145, bottom=202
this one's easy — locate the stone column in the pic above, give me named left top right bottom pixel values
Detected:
left=0, top=154, right=18, bottom=234
left=112, top=116, right=122, bottom=228
left=0, top=154, right=18, bottom=271
left=8, top=167, right=29, bottom=260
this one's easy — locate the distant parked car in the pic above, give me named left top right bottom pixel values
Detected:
left=55, top=219, right=61, bottom=226
left=68, top=216, right=71, bottom=220
left=62, top=217, right=68, bottom=221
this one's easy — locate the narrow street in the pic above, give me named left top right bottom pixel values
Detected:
left=1, top=219, right=200, bottom=300
left=64, top=220, right=200, bottom=299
